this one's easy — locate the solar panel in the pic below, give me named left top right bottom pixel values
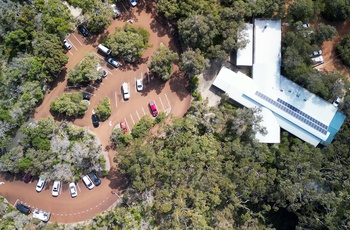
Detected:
left=255, top=91, right=328, bottom=135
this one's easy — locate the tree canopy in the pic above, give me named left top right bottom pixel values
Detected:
left=149, top=45, right=178, bottom=81
left=68, top=53, right=102, bottom=84
left=50, top=92, right=89, bottom=117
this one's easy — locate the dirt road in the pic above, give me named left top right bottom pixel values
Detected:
left=1, top=1, right=191, bottom=223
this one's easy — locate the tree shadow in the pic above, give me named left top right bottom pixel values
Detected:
left=169, top=71, right=190, bottom=101
left=106, top=167, right=129, bottom=191
left=140, top=73, right=166, bottom=96
left=47, top=68, right=67, bottom=91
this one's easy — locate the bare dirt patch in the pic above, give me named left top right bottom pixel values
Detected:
left=315, top=18, right=350, bottom=78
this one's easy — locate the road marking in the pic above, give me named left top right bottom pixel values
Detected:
left=76, top=183, right=81, bottom=192
left=109, top=121, right=112, bottom=126
left=121, top=2, right=128, bottom=11
left=142, top=107, right=146, bottom=115
left=164, top=93, right=171, bottom=110
left=136, top=111, right=140, bottom=120
left=67, top=38, right=78, bottom=50
left=14, top=199, right=19, bottom=206
left=72, top=33, right=83, bottom=46
left=115, top=92, right=118, bottom=108
left=125, top=118, right=130, bottom=132
left=159, top=97, right=165, bottom=110
left=0, top=182, right=4, bottom=185
left=130, top=114, right=135, bottom=124
left=69, top=50, right=73, bottom=55
left=106, top=69, right=113, bottom=75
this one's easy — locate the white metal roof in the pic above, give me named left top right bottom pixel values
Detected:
left=236, top=24, right=253, bottom=66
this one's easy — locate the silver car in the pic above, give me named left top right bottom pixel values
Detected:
left=136, top=78, right=143, bottom=91
left=63, top=39, right=72, bottom=50
left=33, top=209, right=50, bottom=222
left=107, top=58, right=121, bottom=68
left=129, top=0, right=137, bottom=7
left=69, top=182, right=78, bottom=198
left=36, top=178, right=46, bottom=192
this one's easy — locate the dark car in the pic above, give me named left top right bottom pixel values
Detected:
left=16, top=203, right=31, bottom=215
left=77, top=24, right=89, bottom=37
left=92, top=114, right=99, bottom=128
left=23, top=173, right=32, bottom=183
left=88, top=171, right=101, bottom=186
left=82, top=92, right=91, bottom=101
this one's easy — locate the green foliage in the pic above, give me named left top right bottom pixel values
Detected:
left=189, top=75, right=200, bottom=93
left=95, top=97, right=111, bottom=121
left=50, top=92, right=89, bottom=117
left=149, top=45, right=178, bottom=81
left=312, top=23, right=337, bottom=45
left=110, top=128, right=133, bottom=148
left=131, top=116, right=155, bottom=138
left=106, top=24, right=151, bottom=62
left=337, top=34, right=350, bottom=67
left=287, top=0, right=323, bottom=23
left=0, top=118, right=105, bottom=181
left=179, top=49, right=209, bottom=77
left=84, top=0, right=114, bottom=33
left=322, top=0, right=350, bottom=21
left=68, top=53, right=102, bottom=84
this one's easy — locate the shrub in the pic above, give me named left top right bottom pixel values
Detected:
left=337, top=34, right=350, bottom=67
left=96, top=97, right=111, bottom=121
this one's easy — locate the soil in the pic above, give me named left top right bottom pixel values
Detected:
left=0, top=1, right=191, bottom=223
left=314, top=17, right=350, bottom=78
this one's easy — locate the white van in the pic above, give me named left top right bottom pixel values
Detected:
left=98, top=44, right=112, bottom=56
left=122, top=82, right=130, bottom=100
left=82, top=175, right=95, bottom=190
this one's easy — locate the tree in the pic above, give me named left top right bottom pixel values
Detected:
left=287, top=0, right=323, bottom=23
left=149, top=45, right=178, bottom=81
left=106, top=24, right=151, bottom=62
left=50, top=92, right=89, bottom=117
left=95, top=97, right=111, bottom=121
left=337, top=34, right=350, bottom=67
left=68, top=53, right=102, bottom=84
left=312, top=23, right=337, bottom=45
left=84, top=0, right=114, bottom=33
left=179, top=49, right=209, bottom=77
left=322, top=0, right=350, bottom=21
left=32, top=31, right=68, bottom=77
left=131, top=116, right=155, bottom=138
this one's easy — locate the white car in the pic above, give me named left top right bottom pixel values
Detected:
left=69, top=182, right=77, bottom=198
left=311, top=56, right=324, bottom=64
left=33, top=209, right=50, bottom=222
left=110, top=4, right=121, bottom=18
left=82, top=175, right=95, bottom=190
left=129, top=0, right=137, bottom=7
left=122, top=82, right=130, bottom=100
left=333, top=97, right=341, bottom=107
left=97, top=66, right=108, bottom=78
left=107, top=58, right=121, bottom=68
left=309, top=50, right=322, bottom=58
left=63, top=39, right=72, bottom=50
left=36, top=178, right=46, bottom=192
left=136, top=78, right=143, bottom=91
left=51, top=181, right=61, bottom=197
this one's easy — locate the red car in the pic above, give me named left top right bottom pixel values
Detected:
left=149, top=101, right=158, bottom=117
left=23, top=173, right=32, bottom=183
left=120, top=121, right=128, bottom=134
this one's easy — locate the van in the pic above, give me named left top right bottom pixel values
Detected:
left=110, top=4, right=121, bottom=18
left=122, top=82, right=130, bottom=100
left=98, top=44, right=112, bottom=56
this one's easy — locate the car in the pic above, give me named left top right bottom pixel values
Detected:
left=88, top=171, right=101, bottom=186
left=97, top=66, right=108, bottom=78
left=128, top=0, right=137, bottom=7
left=110, top=4, right=121, bottom=18
left=77, top=24, right=89, bottom=37
left=16, top=203, right=31, bottom=215
left=309, top=50, right=322, bottom=58
left=107, top=58, right=121, bottom=68
left=311, top=56, right=324, bottom=64
left=23, top=173, right=32, bottom=183
left=63, top=39, right=72, bottom=50
left=333, top=97, right=341, bottom=107
left=69, top=182, right=78, bottom=198
left=122, top=82, right=130, bottom=100
left=149, top=101, right=159, bottom=117
left=51, top=181, right=61, bottom=197
left=36, top=177, right=46, bottom=192
left=302, top=23, right=310, bottom=29
left=136, top=78, right=143, bottom=91
left=33, top=209, right=51, bottom=222
left=82, top=92, right=91, bottom=101
left=114, top=121, right=128, bottom=134
left=82, top=175, right=95, bottom=190
left=92, top=114, right=99, bottom=128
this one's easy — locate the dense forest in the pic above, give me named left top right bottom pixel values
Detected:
left=1, top=0, right=350, bottom=229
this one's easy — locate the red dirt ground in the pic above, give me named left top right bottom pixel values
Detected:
left=0, top=1, right=191, bottom=223
left=315, top=18, right=350, bottom=78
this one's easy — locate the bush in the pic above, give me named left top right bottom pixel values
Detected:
left=337, top=34, right=350, bottom=67
left=96, top=97, right=111, bottom=121
left=50, top=92, right=89, bottom=117
left=131, top=116, right=155, bottom=138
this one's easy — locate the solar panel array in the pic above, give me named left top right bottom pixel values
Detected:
left=255, top=91, right=328, bottom=135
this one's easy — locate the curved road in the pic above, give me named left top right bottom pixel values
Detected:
left=0, top=1, right=191, bottom=223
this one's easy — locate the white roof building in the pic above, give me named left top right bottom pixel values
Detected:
left=213, top=19, right=346, bottom=146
